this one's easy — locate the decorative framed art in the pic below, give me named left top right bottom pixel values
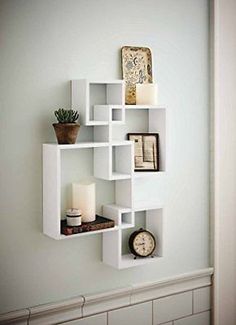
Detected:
left=121, top=46, right=153, bottom=104
left=127, top=133, right=159, bottom=172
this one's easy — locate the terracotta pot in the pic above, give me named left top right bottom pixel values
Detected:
left=53, top=123, right=80, bottom=144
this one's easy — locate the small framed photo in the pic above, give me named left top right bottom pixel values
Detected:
left=127, top=133, right=159, bottom=172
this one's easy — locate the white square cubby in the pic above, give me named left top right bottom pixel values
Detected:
left=93, top=146, right=110, bottom=180
left=43, top=143, right=120, bottom=240
left=94, top=142, right=133, bottom=181
left=111, top=142, right=133, bottom=180
left=112, top=107, right=125, bottom=124
left=111, top=106, right=167, bottom=174
left=92, top=125, right=110, bottom=142
left=103, top=206, right=164, bottom=269
left=121, top=212, right=134, bottom=229
left=94, top=105, right=125, bottom=125
left=103, top=205, right=134, bottom=229
left=120, top=207, right=164, bottom=268
left=71, top=80, right=124, bottom=125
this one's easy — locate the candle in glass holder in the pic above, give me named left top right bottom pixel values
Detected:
left=66, top=208, right=82, bottom=226
left=72, top=182, right=96, bottom=223
left=136, top=83, right=158, bottom=105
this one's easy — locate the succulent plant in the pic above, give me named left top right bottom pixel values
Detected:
left=54, top=108, right=79, bottom=124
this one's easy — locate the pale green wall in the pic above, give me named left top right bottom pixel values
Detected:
left=0, top=0, right=209, bottom=313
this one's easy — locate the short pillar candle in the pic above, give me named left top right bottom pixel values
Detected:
left=136, top=83, right=158, bottom=105
left=72, top=182, right=96, bottom=223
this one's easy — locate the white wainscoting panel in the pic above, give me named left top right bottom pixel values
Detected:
left=193, top=286, right=211, bottom=314
left=108, top=301, right=152, bottom=325
left=0, top=268, right=213, bottom=325
left=131, top=268, right=213, bottom=304
left=153, top=291, right=192, bottom=324
left=174, top=311, right=210, bottom=325
left=61, top=313, right=107, bottom=325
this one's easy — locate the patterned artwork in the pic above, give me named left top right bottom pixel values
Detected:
left=128, top=133, right=159, bottom=171
left=121, top=46, right=153, bottom=104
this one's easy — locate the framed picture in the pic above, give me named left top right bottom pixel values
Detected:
left=127, top=133, right=159, bottom=172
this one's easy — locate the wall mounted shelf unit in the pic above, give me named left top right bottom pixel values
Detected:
left=43, top=79, right=167, bottom=268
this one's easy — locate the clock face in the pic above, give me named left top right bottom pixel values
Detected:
left=131, top=230, right=156, bottom=257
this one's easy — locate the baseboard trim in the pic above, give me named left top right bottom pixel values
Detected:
left=0, top=267, right=213, bottom=325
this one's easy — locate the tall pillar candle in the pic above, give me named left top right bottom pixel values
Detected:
left=136, top=83, right=158, bottom=105
left=72, top=182, right=96, bottom=222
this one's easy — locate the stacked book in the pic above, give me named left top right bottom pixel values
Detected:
left=61, top=215, right=115, bottom=236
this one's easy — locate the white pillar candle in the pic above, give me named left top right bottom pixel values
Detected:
left=136, top=83, right=158, bottom=105
left=72, top=182, right=96, bottom=223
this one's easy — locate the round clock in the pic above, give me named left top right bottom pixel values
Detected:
left=129, top=228, right=156, bottom=258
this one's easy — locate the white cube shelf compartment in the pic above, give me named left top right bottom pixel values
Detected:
left=121, top=211, right=134, bottom=229
left=134, top=206, right=164, bottom=256
left=111, top=141, right=133, bottom=180
left=93, top=125, right=110, bottom=142
left=115, top=179, right=133, bottom=208
left=112, top=107, right=125, bottom=124
left=94, top=105, right=125, bottom=125
left=93, top=145, right=110, bottom=180
left=103, top=205, right=134, bottom=229
left=43, top=79, right=167, bottom=268
left=43, top=142, right=119, bottom=240
left=71, top=80, right=124, bottom=126
left=103, top=205, right=164, bottom=269
left=94, top=141, right=133, bottom=181
left=112, top=105, right=167, bottom=173
left=43, top=143, right=133, bottom=240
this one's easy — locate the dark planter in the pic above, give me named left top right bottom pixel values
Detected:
left=53, top=123, right=80, bottom=144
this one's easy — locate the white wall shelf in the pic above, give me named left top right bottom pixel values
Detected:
left=43, top=79, right=167, bottom=268
left=45, top=142, right=110, bottom=150
left=87, top=121, right=109, bottom=126
left=134, top=171, right=166, bottom=178
left=125, top=105, right=166, bottom=110
left=59, top=225, right=119, bottom=240
left=120, top=253, right=162, bottom=268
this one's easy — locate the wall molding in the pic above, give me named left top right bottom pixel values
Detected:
left=131, top=268, right=213, bottom=304
left=0, top=309, right=30, bottom=325
left=0, top=267, right=213, bottom=325
left=82, top=287, right=132, bottom=317
left=28, top=296, right=84, bottom=325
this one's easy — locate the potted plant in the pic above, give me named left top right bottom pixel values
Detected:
left=53, top=108, right=80, bottom=144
